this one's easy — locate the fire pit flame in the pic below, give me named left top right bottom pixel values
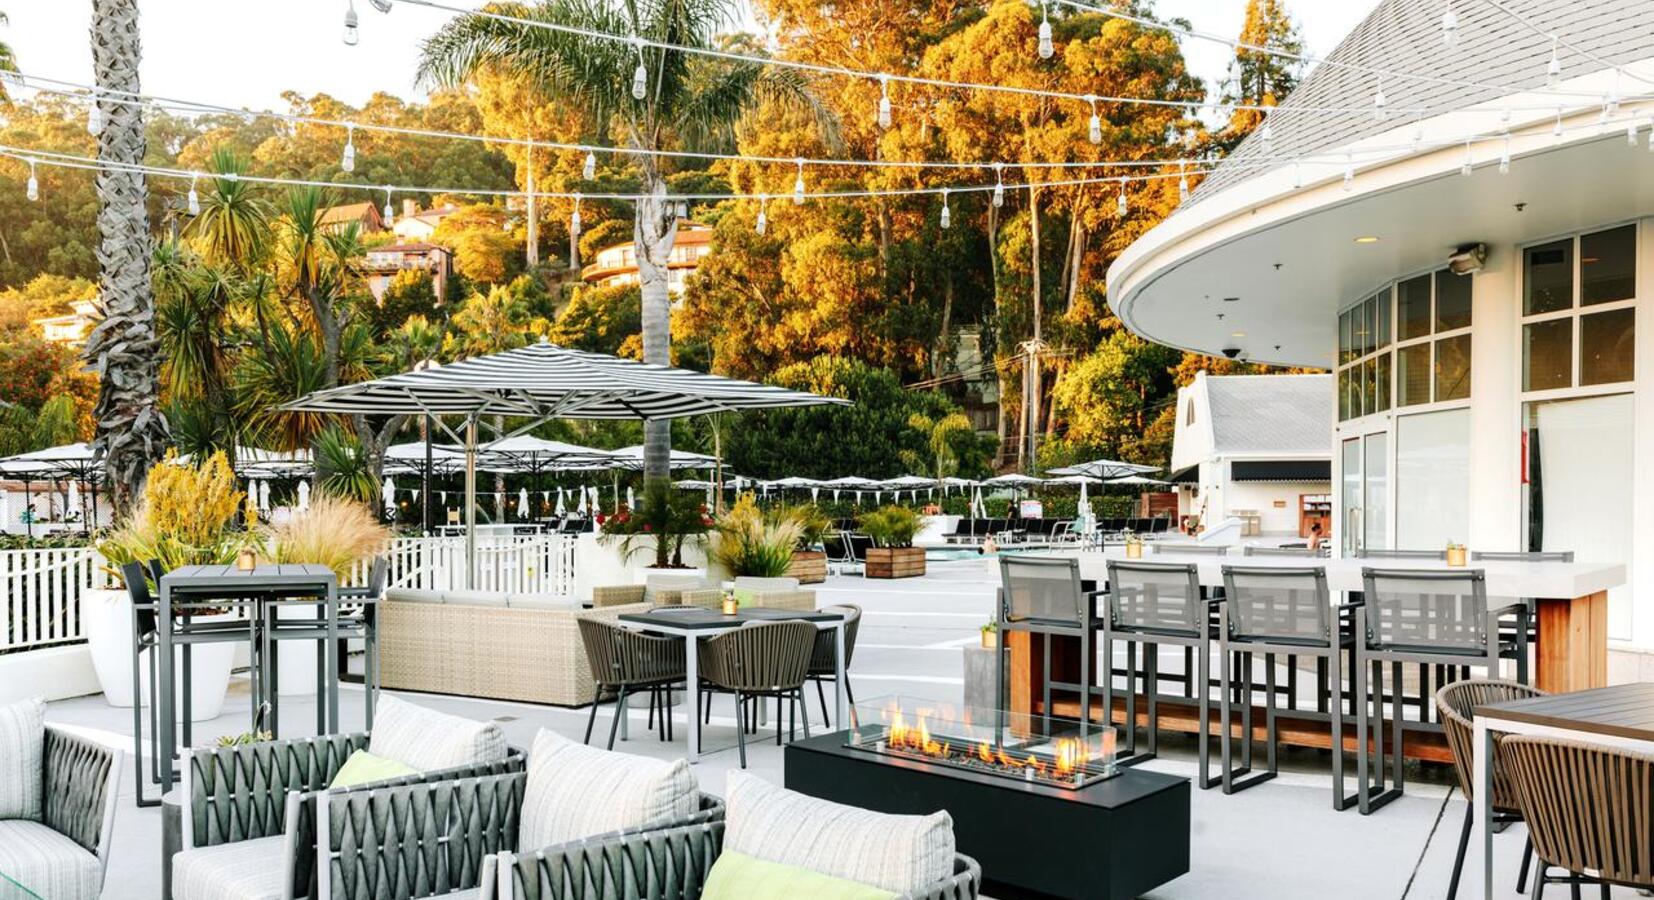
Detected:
left=865, top=699, right=1113, bottom=789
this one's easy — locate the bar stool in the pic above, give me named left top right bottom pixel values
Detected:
left=1472, top=550, right=1571, bottom=688
left=1243, top=545, right=1330, bottom=558
left=1353, top=568, right=1527, bottom=814
left=995, top=557, right=1099, bottom=737
left=1217, top=565, right=1358, bottom=809
left=258, top=567, right=364, bottom=737
left=1103, top=560, right=1219, bottom=787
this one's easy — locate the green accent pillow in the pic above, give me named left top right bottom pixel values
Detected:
left=702, top=851, right=897, bottom=900
left=330, top=750, right=419, bottom=789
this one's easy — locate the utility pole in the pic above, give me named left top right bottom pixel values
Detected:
left=1019, top=338, right=1045, bottom=473
left=524, top=145, right=538, bottom=267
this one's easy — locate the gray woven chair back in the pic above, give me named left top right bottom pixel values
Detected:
left=577, top=618, right=684, bottom=686
left=1242, top=545, right=1328, bottom=558
left=998, top=556, right=1084, bottom=626
left=1434, top=679, right=1545, bottom=808
left=1106, top=561, right=1204, bottom=636
left=1220, top=566, right=1331, bottom=644
left=1360, top=568, right=1489, bottom=652
left=705, top=621, right=816, bottom=691
left=1355, top=548, right=1447, bottom=560
left=1499, top=736, right=1654, bottom=888
left=1470, top=550, right=1574, bottom=562
left=809, top=604, right=861, bottom=673
left=1153, top=544, right=1230, bottom=556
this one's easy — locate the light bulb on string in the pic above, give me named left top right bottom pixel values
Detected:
left=939, top=188, right=950, bottom=229
left=1342, top=154, right=1353, bottom=191
left=343, top=0, right=360, bottom=45
left=1087, top=95, right=1102, bottom=144
left=991, top=162, right=1004, bottom=208
left=368, top=0, right=391, bottom=11
left=877, top=74, right=892, bottom=129
left=755, top=195, right=768, bottom=235
left=582, top=151, right=596, bottom=180
left=631, top=40, right=649, bottom=101
left=1460, top=140, right=1473, bottom=176
left=1410, top=124, right=1424, bottom=153
left=792, top=159, right=805, bottom=205
left=25, top=160, right=37, bottom=202
left=187, top=175, right=200, bottom=215
left=1116, top=178, right=1127, bottom=217
left=1440, top=1, right=1458, bottom=47
left=570, top=193, right=582, bottom=236
left=1499, top=133, right=1511, bottom=173
left=382, top=186, right=394, bottom=225
left=341, top=125, right=356, bottom=172
left=1037, top=4, right=1053, bottom=60
left=1177, top=162, right=1188, bottom=203
left=86, top=92, right=105, bottom=137
left=1545, top=35, right=1561, bottom=85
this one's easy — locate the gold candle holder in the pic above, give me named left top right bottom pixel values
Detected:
left=1446, top=545, right=1467, bottom=567
left=1125, top=541, right=1143, bottom=559
left=236, top=547, right=257, bottom=571
left=721, top=594, right=738, bottom=616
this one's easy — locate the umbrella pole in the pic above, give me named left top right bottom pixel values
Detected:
left=422, top=416, right=432, bottom=535
left=465, top=414, right=478, bottom=590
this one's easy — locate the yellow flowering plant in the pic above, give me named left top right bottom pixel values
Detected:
left=99, top=451, right=261, bottom=584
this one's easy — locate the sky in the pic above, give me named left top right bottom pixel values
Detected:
left=3, top=0, right=1378, bottom=115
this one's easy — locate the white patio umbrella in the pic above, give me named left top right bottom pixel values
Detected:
left=981, top=473, right=1045, bottom=487
left=596, top=445, right=719, bottom=471
left=284, top=339, right=845, bottom=587
left=1046, top=458, right=1159, bottom=481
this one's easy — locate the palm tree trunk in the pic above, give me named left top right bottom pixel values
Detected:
left=84, top=0, right=168, bottom=515
left=635, top=176, right=678, bottom=485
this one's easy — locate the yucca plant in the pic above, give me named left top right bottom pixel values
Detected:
left=858, top=506, right=927, bottom=549
left=710, top=494, right=803, bottom=578
left=266, top=492, right=391, bottom=581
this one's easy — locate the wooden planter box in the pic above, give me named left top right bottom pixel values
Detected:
left=866, top=547, right=926, bottom=579
left=787, top=550, right=828, bottom=584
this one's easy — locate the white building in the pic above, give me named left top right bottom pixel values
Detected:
left=1107, top=0, right=1654, bottom=669
left=581, top=222, right=712, bottom=297
left=391, top=201, right=458, bottom=242
left=1169, top=372, right=1333, bottom=542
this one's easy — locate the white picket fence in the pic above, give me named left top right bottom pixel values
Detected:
left=1, top=535, right=579, bottom=654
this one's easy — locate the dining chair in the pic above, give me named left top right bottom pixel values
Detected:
left=1499, top=735, right=1654, bottom=896
left=1353, top=568, right=1526, bottom=814
left=1434, top=679, right=1545, bottom=899
left=1217, top=565, right=1358, bottom=809
left=806, top=604, right=860, bottom=728
left=698, top=621, right=817, bottom=768
left=577, top=618, right=687, bottom=750
left=1103, top=561, right=1219, bottom=786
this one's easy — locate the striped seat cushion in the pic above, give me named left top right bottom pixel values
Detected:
left=0, top=697, right=44, bottom=820
left=368, top=695, right=508, bottom=772
left=518, top=728, right=697, bottom=852
left=171, top=835, right=285, bottom=900
left=0, top=820, right=102, bottom=900
left=724, top=771, right=955, bottom=895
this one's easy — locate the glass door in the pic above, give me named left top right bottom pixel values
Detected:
left=1340, top=432, right=1390, bottom=555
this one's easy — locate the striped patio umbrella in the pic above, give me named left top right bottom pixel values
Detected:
left=1046, top=458, right=1159, bottom=481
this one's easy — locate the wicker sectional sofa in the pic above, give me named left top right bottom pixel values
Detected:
left=379, top=589, right=649, bottom=706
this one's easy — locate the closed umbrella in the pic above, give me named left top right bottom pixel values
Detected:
left=627, top=485, right=636, bottom=510
left=577, top=486, right=588, bottom=516
left=517, top=487, right=530, bottom=519
left=258, top=480, right=271, bottom=512
left=382, top=476, right=396, bottom=514
left=554, top=488, right=566, bottom=516
left=297, top=480, right=310, bottom=511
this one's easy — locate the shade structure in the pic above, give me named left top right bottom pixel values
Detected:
left=282, top=340, right=844, bottom=587
left=1046, top=458, right=1159, bottom=481
left=1109, top=474, right=1171, bottom=486
left=879, top=475, right=936, bottom=489
left=765, top=476, right=822, bottom=489
left=234, top=446, right=313, bottom=480
left=0, top=442, right=98, bottom=477
left=594, top=445, right=719, bottom=472
left=820, top=476, right=880, bottom=488
left=981, top=473, right=1046, bottom=487
left=461, top=436, right=614, bottom=474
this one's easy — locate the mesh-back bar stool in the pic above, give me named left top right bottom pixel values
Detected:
left=995, top=557, right=1099, bottom=738
left=699, top=621, right=816, bottom=768
left=1499, top=736, right=1654, bottom=896
left=807, top=604, right=861, bottom=727
left=1218, top=565, right=1358, bottom=809
left=1153, top=544, right=1231, bottom=556
left=1356, top=549, right=1448, bottom=560
left=1243, top=545, right=1330, bottom=558
left=1354, top=568, right=1525, bottom=814
left=1472, top=550, right=1571, bottom=687
left=1103, top=561, right=1218, bottom=787
left=1434, top=679, right=1545, bottom=899
left=577, top=618, right=687, bottom=749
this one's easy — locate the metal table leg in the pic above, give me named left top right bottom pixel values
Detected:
left=833, top=621, right=847, bottom=727
left=685, top=633, right=700, bottom=763
left=325, top=584, right=339, bottom=731
left=158, top=580, right=175, bottom=794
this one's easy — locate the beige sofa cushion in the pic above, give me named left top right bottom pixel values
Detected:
left=385, top=588, right=443, bottom=604
left=508, top=594, right=579, bottom=611
left=440, top=590, right=510, bottom=608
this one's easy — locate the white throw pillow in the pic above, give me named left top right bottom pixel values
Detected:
left=367, top=695, right=507, bottom=772
left=0, top=697, right=45, bottom=820
left=518, top=728, right=697, bottom=852
left=724, top=770, right=954, bottom=895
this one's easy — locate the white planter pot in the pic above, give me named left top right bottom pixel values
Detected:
left=82, top=588, right=234, bottom=721
left=273, top=603, right=321, bottom=697
left=641, top=566, right=706, bottom=582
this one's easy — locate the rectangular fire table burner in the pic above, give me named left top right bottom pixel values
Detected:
left=842, top=696, right=1119, bottom=790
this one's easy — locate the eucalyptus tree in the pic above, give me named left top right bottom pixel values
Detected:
left=419, top=0, right=833, bottom=484
left=83, top=0, right=170, bottom=513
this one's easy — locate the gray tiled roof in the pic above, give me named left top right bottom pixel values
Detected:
left=1206, top=374, right=1332, bottom=457
left=1194, top=0, right=1654, bottom=201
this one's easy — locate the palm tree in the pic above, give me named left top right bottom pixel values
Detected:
left=419, top=0, right=832, bottom=485
left=0, top=12, right=19, bottom=105
left=83, top=0, right=170, bottom=514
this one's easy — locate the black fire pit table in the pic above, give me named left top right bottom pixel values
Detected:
left=785, top=730, right=1189, bottom=899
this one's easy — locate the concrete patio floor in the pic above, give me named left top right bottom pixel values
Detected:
left=41, top=557, right=1639, bottom=899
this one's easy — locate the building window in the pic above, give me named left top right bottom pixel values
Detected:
left=1521, top=224, right=1636, bottom=393
left=1338, top=267, right=1472, bottom=421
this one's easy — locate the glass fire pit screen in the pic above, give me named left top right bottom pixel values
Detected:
left=844, top=695, right=1119, bottom=789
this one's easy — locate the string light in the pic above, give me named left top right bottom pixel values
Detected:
left=343, top=0, right=360, bottom=46
left=1087, top=96, right=1102, bottom=144
left=1342, top=154, right=1354, bottom=191
left=1177, top=162, right=1188, bottom=202
left=1498, top=133, right=1511, bottom=173
left=382, top=186, right=394, bottom=224
left=1440, top=1, right=1459, bottom=47
left=992, top=162, right=1004, bottom=208
left=877, top=74, right=892, bottom=129
left=570, top=192, right=582, bottom=235
left=187, top=174, right=200, bottom=214
left=86, top=91, right=105, bottom=137
left=368, top=0, right=391, bottom=11
left=341, top=125, right=356, bottom=172
left=631, top=39, right=649, bottom=101
left=1116, top=177, right=1127, bottom=216
left=755, top=195, right=768, bottom=235
left=25, top=159, right=37, bottom=202
left=1460, top=140, right=1473, bottom=176
left=1037, top=3, right=1054, bottom=60
left=939, top=188, right=951, bottom=229
left=792, top=159, right=805, bottom=205
left=582, top=151, right=596, bottom=179
left=1545, top=35, right=1562, bottom=85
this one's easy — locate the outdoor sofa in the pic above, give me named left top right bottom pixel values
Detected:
left=378, top=589, right=650, bottom=706
left=0, top=698, right=122, bottom=900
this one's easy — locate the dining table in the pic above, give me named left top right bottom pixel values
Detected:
left=156, top=563, right=339, bottom=793
left=1473, top=683, right=1654, bottom=899
left=617, top=606, right=848, bottom=763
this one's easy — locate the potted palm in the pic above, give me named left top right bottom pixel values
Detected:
left=860, top=506, right=928, bottom=578
left=601, top=480, right=713, bottom=579
left=784, top=504, right=831, bottom=584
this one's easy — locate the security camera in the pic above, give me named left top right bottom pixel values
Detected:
left=1447, top=242, right=1487, bottom=276
left=1221, top=346, right=1242, bottom=360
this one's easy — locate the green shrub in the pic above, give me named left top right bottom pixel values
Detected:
left=858, top=506, right=926, bottom=548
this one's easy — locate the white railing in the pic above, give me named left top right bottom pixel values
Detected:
left=0, top=547, right=103, bottom=652
left=0, top=535, right=579, bottom=654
